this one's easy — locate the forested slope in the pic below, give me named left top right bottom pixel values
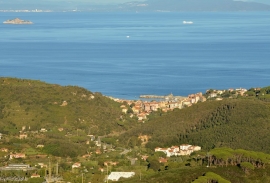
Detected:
left=0, top=77, right=126, bottom=135
left=121, top=98, right=270, bottom=153
left=2, top=77, right=270, bottom=156
left=0, top=77, right=134, bottom=157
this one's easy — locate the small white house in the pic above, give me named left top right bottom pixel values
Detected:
left=108, top=172, right=135, bottom=181
left=72, top=162, right=81, bottom=169
left=180, top=144, right=192, bottom=150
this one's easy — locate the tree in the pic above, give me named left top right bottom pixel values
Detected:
left=147, top=156, right=161, bottom=171
left=193, top=172, right=231, bottom=183
left=240, top=162, right=254, bottom=175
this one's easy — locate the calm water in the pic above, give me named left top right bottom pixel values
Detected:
left=1, top=12, right=270, bottom=99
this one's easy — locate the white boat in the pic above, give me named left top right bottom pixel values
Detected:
left=183, top=21, right=193, bottom=24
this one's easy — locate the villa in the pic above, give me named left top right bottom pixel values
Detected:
left=155, top=144, right=201, bottom=157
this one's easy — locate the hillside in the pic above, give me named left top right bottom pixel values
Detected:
left=0, top=77, right=125, bottom=133
left=0, top=77, right=139, bottom=157
left=2, top=77, right=270, bottom=154
left=2, top=77, right=270, bottom=182
left=2, top=77, right=270, bottom=155
left=120, top=95, right=270, bottom=153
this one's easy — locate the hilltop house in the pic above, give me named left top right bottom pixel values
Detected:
left=9, top=153, right=26, bottom=160
left=159, top=157, right=168, bottom=163
left=36, top=144, right=44, bottom=148
left=72, top=162, right=81, bottom=169
left=19, top=133, right=27, bottom=139
left=137, top=113, right=147, bottom=121
left=122, top=107, right=128, bottom=114
left=155, top=144, right=201, bottom=157
left=40, top=128, right=47, bottom=132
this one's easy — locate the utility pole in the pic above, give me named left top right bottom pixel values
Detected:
left=48, top=158, right=52, bottom=183
left=82, top=173, right=84, bottom=183
left=139, top=147, right=142, bottom=181
left=106, top=165, right=108, bottom=183
left=207, top=152, right=210, bottom=167
left=56, top=161, right=58, bottom=176
left=44, top=167, right=47, bottom=179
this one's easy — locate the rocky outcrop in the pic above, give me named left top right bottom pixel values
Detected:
left=3, top=18, right=33, bottom=24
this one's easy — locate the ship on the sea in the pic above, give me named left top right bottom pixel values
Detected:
left=183, top=21, right=193, bottom=24
left=3, top=18, right=33, bottom=24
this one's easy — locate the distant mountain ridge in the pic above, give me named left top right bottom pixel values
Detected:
left=122, top=0, right=270, bottom=11
left=1, top=0, right=270, bottom=11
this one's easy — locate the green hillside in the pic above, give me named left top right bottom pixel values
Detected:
left=0, top=77, right=138, bottom=157
left=120, top=95, right=270, bottom=153
left=0, top=77, right=125, bottom=133
left=2, top=77, right=270, bottom=155
left=1, top=77, right=270, bottom=183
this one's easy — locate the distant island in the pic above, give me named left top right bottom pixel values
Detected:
left=3, top=18, right=33, bottom=24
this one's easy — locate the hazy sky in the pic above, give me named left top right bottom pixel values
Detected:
left=73, top=0, right=270, bottom=5
left=2, top=0, right=270, bottom=5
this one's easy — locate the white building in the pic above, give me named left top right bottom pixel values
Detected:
left=72, top=162, right=81, bottom=169
left=155, top=144, right=201, bottom=157
left=180, top=144, right=192, bottom=150
left=107, top=172, right=135, bottom=181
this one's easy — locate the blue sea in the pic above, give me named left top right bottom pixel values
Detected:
left=1, top=12, right=270, bottom=99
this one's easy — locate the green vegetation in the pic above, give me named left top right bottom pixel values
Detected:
left=193, top=172, right=231, bottom=183
left=121, top=95, right=270, bottom=153
left=0, top=77, right=141, bottom=157
left=119, top=148, right=270, bottom=183
left=1, top=77, right=270, bottom=182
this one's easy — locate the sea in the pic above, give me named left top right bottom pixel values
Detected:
left=1, top=12, right=270, bottom=100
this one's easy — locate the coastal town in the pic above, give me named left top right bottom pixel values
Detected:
left=109, top=87, right=248, bottom=123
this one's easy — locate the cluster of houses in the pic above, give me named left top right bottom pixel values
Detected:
left=113, top=93, right=207, bottom=122
left=206, top=88, right=248, bottom=99
left=1, top=148, right=26, bottom=160
left=155, top=144, right=201, bottom=157
left=110, top=88, right=251, bottom=122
